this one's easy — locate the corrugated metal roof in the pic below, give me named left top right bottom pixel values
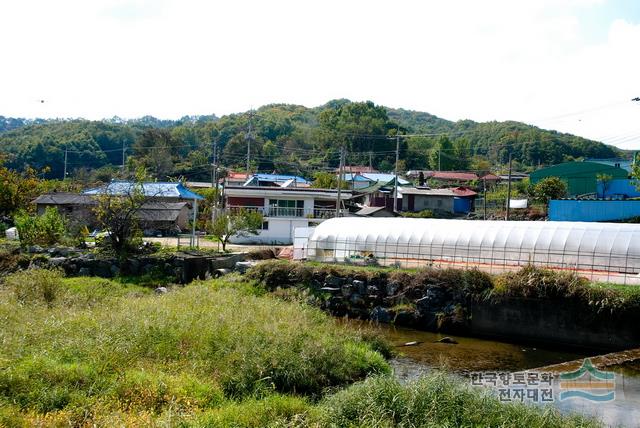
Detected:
left=354, top=206, right=390, bottom=216
left=344, top=173, right=410, bottom=185
left=253, top=174, right=309, bottom=183
left=138, top=202, right=188, bottom=222
left=83, top=181, right=204, bottom=200
left=427, top=171, right=479, bottom=181
left=33, top=193, right=96, bottom=205
left=401, top=187, right=477, bottom=197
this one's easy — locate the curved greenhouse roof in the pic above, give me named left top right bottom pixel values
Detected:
left=306, top=217, right=640, bottom=274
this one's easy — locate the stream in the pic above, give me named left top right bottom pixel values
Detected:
left=356, top=322, right=640, bottom=427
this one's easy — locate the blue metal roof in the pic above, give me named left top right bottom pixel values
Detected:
left=253, top=173, right=309, bottom=183
left=342, top=173, right=374, bottom=182
left=343, top=173, right=409, bottom=185
left=83, top=181, right=204, bottom=200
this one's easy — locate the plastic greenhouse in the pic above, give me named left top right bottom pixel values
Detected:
left=305, top=218, right=640, bottom=282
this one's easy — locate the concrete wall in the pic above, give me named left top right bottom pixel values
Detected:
left=402, top=195, right=454, bottom=213
left=471, top=298, right=640, bottom=350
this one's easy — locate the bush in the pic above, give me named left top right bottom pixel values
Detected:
left=401, top=209, right=434, bottom=218
left=493, top=265, right=640, bottom=314
left=2, top=268, right=64, bottom=307
left=0, top=276, right=389, bottom=419
left=316, top=373, right=598, bottom=427
left=14, top=207, right=66, bottom=246
left=493, top=265, right=588, bottom=300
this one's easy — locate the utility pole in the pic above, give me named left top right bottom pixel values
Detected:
left=121, top=141, right=126, bottom=169
left=335, top=146, right=345, bottom=217
left=246, top=109, right=253, bottom=176
left=211, top=140, right=218, bottom=223
left=438, top=149, right=441, bottom=171
left=483, top=177, right=487, bottom=220
left=369, top=151, right=373, bottom=171
left=393, top=133, right=400, bottom=212
left=505, top=152, right=513, bottom=221
left=63, top=146, right=68, bottom=180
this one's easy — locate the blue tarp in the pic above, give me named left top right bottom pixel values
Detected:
left=84, top=181, right=204, bottom=200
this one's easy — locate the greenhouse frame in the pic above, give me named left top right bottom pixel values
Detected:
left=304, top=218, right=640, bottom=284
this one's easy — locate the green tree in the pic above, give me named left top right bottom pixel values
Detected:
left=311, top=172, right=348, bottom=189
left=429, top=136, right=455, bottom=170
left=131, top=129, right=180, bottom=179
left=318, top=101, right=402, bottom=168
left=0, top=162, right=43, bottom=217
left=92, top=171, right=149, bottom=256
left=14, top=207, right=66, bottom=246
left=211, top=209, right=263, bottom=252
left=596, top=173, right=613, bottom=198
left=452, top=138, right=471, bottom=170
left=532, top=177, right=568, bottom=214
left=405, top=136, right=434, bottom=169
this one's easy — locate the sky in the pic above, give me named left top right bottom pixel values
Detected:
left=1, top=0, right=639, bottom=149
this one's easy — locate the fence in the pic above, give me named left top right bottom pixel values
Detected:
left=306, top=238, right=640, bottom=285
left=227, top=205, right=347, bottom=219
left=176, top=233, right=200, bottom=249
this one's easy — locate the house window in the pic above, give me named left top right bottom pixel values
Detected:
left=437, top=199, right=443, bottom=207
left=262, top=221, right=269, bottom=230
left=268, top=199, right=304, bottom=217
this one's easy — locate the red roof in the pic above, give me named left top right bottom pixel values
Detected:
left=338, top=165, right=380, bottom=174
left=227, top=171, right=249, bottom=180
left=480, top=173, right=500, bottom=181
left=450, top=186, right=478, bottom=197
left=428, top=171, right=479, bottom=181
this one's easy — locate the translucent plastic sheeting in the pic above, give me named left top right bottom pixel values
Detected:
left=306, top=218, right=640, bottom=274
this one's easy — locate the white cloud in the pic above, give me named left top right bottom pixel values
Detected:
left=0, top=0, right=638, bottom=148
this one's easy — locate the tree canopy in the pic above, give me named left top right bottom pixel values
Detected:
left=0, top=100, right=622, bottom=182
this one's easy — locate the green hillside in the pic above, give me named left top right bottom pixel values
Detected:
left=0, top=100, right=620, bottom=180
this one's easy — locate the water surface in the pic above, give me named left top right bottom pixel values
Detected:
left=355, top=321, right=640, bottom=427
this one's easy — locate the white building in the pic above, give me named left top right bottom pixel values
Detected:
left=224, top=185, right=352, bottom=244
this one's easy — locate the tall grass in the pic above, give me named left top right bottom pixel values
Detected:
left=0, top=269, right=387, bottom=426
left=0, top=269, right=601, bottom=427
left=316, top=374, right=598, bottom=428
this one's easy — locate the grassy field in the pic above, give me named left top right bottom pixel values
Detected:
left=0, top=269, right=599, bottom=427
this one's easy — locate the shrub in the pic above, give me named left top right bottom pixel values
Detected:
left=316, top=373, right=599, bottom=427
left=493, top=265, right=588, bottom=300
left=14, top=207, right=66, bottom=246
left=401, top=209, right=434, bottom=218
left=2, top=268, right=64, bottom=307
left=0, top=276, right=389, bottom=418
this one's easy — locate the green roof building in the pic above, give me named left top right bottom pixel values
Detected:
left=529, top=161, right=628, bottom=197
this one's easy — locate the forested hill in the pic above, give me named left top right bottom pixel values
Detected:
left=0, top=101, right=620, bottom=180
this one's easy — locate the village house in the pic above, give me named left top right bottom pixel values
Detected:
left=224, top=185, right=352, bottom=244
left=33, top=192, right=191, bottom=234
left=242, top=173, right=310, bottom=187
left=342, top=172, right=410, bottom=190
left=400, top=187, right=477, bottom=215
left=407, top=170, right=500, bottom=187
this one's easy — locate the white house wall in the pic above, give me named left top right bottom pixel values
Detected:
left=229, top=218, right=311, bottom=245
